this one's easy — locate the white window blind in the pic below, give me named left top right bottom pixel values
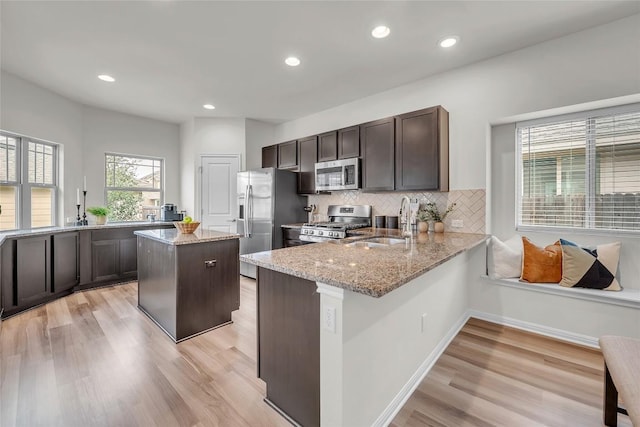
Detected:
left=517, top=104, right=640, bottom=232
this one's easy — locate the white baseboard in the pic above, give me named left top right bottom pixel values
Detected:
left=374, top=309, right=599, bottom=427
left=372, top=310, right=472, bottom=427
left=467, top=309, right=599, bottom=349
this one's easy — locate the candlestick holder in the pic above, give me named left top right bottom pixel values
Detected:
left=82, top=190, right=88, bottom=225
left=76, top=204, right=83, bottom=226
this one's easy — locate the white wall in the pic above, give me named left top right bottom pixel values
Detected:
left=0, top=70, right=181, bottom=225
left=272, top=14, right=640, bottom=191
left=245, top=119, right=275, bottom=170
left=82, top=105, right=180, bottom=211
left=1, top=70, right=84, bottom=223
left=179, top=117, right=246, bottom=217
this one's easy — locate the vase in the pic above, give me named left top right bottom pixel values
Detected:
left=417, top=221, right=429, bottom=233
left=434, top=221, right=444, bottom=233
left=95, top=216, right=107, bottom=225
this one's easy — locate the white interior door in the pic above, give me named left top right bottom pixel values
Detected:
left=200, top=155, right=240, bottom=233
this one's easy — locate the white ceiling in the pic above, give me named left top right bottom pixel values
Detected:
left=2, top=1, right=638, bottom=125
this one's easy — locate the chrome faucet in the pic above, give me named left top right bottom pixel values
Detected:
left=400, top=196, right=412, bottom=237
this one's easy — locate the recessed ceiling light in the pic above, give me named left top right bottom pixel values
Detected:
left=285, top=56, right=301, bottom=67
left=203, top=104, right=215, bottom=110
left=371, top=25, right=390, bottom=39
left=97, top=74, right=115, bottom=82
left=439, top=36, right=459, bottom=48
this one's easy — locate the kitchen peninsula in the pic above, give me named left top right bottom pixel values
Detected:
left=135, top=228, right=240, bottom=342
left=242, top=229, right=487, bottom=427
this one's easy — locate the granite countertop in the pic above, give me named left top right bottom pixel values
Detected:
left=241, top=229, right=488, bottom=298
left=0, top=221, right=173, bottom=245
left=281, top=223, right=306, bottom=229
left=135, top=228, right=240, bottom=245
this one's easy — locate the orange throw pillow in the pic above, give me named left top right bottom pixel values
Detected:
left=520, top=237, right=562, bottom=283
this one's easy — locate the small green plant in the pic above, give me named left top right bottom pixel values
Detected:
left=419, top=202, right=456, bottom=222
left=86, top=206, right=110, bottom=217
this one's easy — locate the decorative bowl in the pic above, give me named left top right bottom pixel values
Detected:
left=174, top=221, right=200, bottom=234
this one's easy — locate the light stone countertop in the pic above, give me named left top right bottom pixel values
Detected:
left=0, top=221, right=174, bottom=246
left=135, top=228, right=240, bottom=245
left=241, top=229, right=488, bottom=297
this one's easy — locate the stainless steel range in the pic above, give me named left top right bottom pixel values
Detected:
left=300, top=205, right=372, bottom=242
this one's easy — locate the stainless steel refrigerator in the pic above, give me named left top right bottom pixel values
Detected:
left=237, top=168, right=307, bottom=278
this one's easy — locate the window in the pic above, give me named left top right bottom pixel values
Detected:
left=517, top=104, right=640, bottom=232
left=0, top=132, right=58, bottom=230
left=105, top=154, right=163, bottom=221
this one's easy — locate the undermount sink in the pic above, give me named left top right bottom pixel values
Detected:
left=344, top=236, right=407, bottom=248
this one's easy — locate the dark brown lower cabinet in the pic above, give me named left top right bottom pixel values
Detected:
left=257, top=267, right=320, bottom=427
left=52, top=232, right=79, bottom=293
left=137, top=236, right=240, bottom=342
left=16, top=236, right=51, bottom=307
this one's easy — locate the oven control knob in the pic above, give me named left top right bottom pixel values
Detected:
left=317, top=231, right=323, bottom=236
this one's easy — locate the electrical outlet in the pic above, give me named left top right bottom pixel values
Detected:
left=323, top=306, right=336, bottom=333
left=451, top=219, right=464, bottom=228
left=421, top=313, right=428, bottom=333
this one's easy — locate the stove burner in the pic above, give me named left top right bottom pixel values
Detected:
left=300, top=205, right=371, bottom=242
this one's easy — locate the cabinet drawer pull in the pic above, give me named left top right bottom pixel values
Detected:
left=205, top=260, right=217, bottom=268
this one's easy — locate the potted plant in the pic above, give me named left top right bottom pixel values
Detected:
left=420, top=202, right=456, bottom=233
left=415, top=209, right=431, bottom=233
left=86, top=206, right=109, bottom=225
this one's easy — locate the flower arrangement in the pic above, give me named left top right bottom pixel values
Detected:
left=418, top=202, right=456, bottom=222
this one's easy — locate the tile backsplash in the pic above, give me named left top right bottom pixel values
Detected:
left=308, top=189, right=485, bottom=234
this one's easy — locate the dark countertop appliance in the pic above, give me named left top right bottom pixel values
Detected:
left=300, top=204, right=372, bottom=243
left=160, top=204, right=184, bottom=222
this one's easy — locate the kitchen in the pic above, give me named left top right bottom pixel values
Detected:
left=1, top=2, right=640, bottom=427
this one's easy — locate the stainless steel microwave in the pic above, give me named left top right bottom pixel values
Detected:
left=315, top=158, right=360, bottom=191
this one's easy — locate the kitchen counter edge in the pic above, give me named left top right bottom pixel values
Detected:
left=135, top=228, right=240, bottom=245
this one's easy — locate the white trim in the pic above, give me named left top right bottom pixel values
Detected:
left=373, top=311, right=471, bottom=427
left=316, top=282, right=345, bottom=300
left=467, top=309, right=599, bottom=349
left=480, top=275, right=640, bottom=309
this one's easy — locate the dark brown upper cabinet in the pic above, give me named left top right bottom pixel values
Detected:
left=278, top=140, right=299, bottom=170
left=361, top=117, right=395, bottom=191
left=317, top=131, right=338, bottom=162
left=337, top=126, right=360, bottom=159
left=297, top=135, right=318, bottom=194
left=262, top=145, right=278, bottom=168
left=395, top=106, right=449, bottom=192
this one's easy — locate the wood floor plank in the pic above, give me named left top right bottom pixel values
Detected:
left=392, top=317, right=633, bottom=427
left=0, top=278, right=289, bottom=427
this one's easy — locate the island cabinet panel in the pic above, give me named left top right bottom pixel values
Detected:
left=262, top=145, right=278, bottom=168
left=52, top=232, right=79, bottom=293
left=175, top=238, right=240, bottom=340
left=318, top=131, right=338, bottom=162
left=395, top=106, right=449, bottom=191
left=137, top=235, right=240, bottom=342
left=297, top=135, right=318, bottom=194
left=278, top=140, right=299, bottom=170
left=361, top=117, right=396, bottom=191
left=257, top=267, right=320, bottom=427
left=338, top=125, right=360, bottom=159
left=16, top=236, right=51, bottom=307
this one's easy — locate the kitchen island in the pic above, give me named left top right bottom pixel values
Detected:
left=242, top=229, right=487, bottom=427
left=135, top=228, right=240, bottom=342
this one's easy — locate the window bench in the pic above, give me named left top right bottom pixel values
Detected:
left=479, top=275, right=640, bottom=310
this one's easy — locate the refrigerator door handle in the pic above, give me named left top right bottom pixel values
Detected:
left=244, top=184, right=250, bottom=237
left=247, top=184, right=253, bottom=237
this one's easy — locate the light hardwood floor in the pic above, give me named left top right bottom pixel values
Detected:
left=1, top=281, right=628, bottom=427
left=391, top=317, right=632, bottom=427
left=0, top=277, right=289, bottom=427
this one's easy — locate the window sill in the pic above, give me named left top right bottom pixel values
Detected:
left=479, top=275, right=640, bottom=309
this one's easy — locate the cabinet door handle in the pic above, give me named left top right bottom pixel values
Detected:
left=204, top=260, right=217, bottom=268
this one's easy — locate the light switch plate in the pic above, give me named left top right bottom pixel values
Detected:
left=323, top=306, right=336, bottom=333
left=451, top=219, right=463, bottom=228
